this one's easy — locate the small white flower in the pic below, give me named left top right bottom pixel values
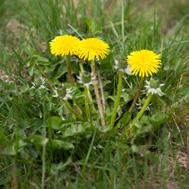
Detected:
left=114, top=59, right=133, bottom=75
left=40, top=76, right=46, bottom=84
left=39, top=85, right=45, bottom=89
left=53, top=85, right=73, bottom=100
left=52, top=88, right=59, bottom=98
left=145, top=78, right=164, bottom=96
left=114, top=59, right=125, bottom=72
left=136, top=97, right=151, bottom=111
left=31, top=76, right=46, bottom=89
left=114, top=59, right=119, bottom=70
left=0, top=70, right=13, bottom=84
left=64, top=88, right=73, bottom=100
left=77, top=72, right=92, bottom=88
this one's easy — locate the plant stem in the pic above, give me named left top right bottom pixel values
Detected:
left=79, top=61, right=84, bottom=73
left=128, top=78, right=145, bottom=113
left=64, top=100, right=83, bottom=120
left=125, top=93, right=152, bottom=137
left=66, top=57, right=75, bottom=85
left=84, top=86, right=91, bottom=122
left=98, top=71, right=105, bottom=114
left=135, top=93, right=152, bottom=120
left=91, top=61, right=105, bottom=126
left=41, top=104, right=47, bottom=189
left=11, top=157, right=17, bottom=189
left=79, top=62, right=95, bottom=113
left=110, top=72, right=123, bottom=129
left=79, top=62, right=94, bottom=106
left=41, top=139, right=47, bottom=189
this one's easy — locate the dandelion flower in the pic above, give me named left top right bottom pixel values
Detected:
left=49, top=35, right=80, bottom=56
left=127, top=50, right=161, bottom=77
left=78, top=38, right=110, bottom=61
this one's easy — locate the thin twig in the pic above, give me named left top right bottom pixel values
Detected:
left=11, top=157, right=17, bottom=189
left=91, top=62, right=105, bottom=126
left=98, top=71, right=105, bottom=115
left=66, top=57, right=75, bottom=85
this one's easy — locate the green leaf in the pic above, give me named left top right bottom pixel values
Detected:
left=131, top=145, right=139, bottom=153
left=33, top=55, right=49, bottom=65
left=29, top=135, right=49, bottom=146
left=184, top=94, right=189, bottom=104
left=1, top=139, right=27, bottom=156
left=51, top=139, right=74, bottom=150
left=63, top=124, right=86, bottom=138
left=150, top=112, right=168, bottom=126
left=28, top=64, right=35, bottom=76
left=107, top=96, right=115, bottom=102
left=54, top=63, right=67, bottom=79
left=121, top=93, right=130, bottom=103
left=117, top=112, right=131, bottom=128
left=2, top=144, right=17, bottom=156
left=48, top=116, right=62, bottom=130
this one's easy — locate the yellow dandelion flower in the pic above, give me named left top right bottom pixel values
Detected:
left=127, top=49, right=161, bottom=77
left=78, top=38, right=110, bottom=61
left=49, top=35, right=80, bottom=56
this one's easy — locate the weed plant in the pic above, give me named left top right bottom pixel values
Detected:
left=0, top=0, right=189, bottom=188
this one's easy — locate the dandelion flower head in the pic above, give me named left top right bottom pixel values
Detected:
left=78, top=38, right=110, bottom=61
left=50, top=35, right=80, bottom=56
left=127, top=50, right=161, bottom=77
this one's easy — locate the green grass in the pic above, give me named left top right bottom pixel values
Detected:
left=0, top=0, right=189, bottom=188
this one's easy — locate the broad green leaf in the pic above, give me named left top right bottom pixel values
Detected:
left=63, top=124, right=86, bottom=138
left=29, top=135, right=48, bottom=146
left=48, top=116, right=62, bottom=130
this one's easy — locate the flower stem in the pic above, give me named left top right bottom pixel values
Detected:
left=11, top=157, right=17, bottom=189
left=41, top=138, right=47, bottom=189
left=79, top=63, right=93, bottom=104
left=84, top=86, right=92, bottom=122
left=79, top=62, right=95, bottom=114
left=41, top=103, right=47, bottom=189
left=64, top=100, right=83, bottom=120
left=91, top=61, right=105, bottom=126
left=66, top=57, right=75, bottom=85
left=128, top=78, right=145, bottom=113
left=135, top=93, right=152, bottom=120
left=98, top=71, right=105, bottom=114
left=110, top=72, right=123, bottom=129
left=125, top=93, right=152, bottom=137
left=79, top=61, right=84, bottom=73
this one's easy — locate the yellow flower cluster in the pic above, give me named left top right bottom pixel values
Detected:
left=50, top=35, right=110, bottom=61
left=50, top=34, right=162, bottom=77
